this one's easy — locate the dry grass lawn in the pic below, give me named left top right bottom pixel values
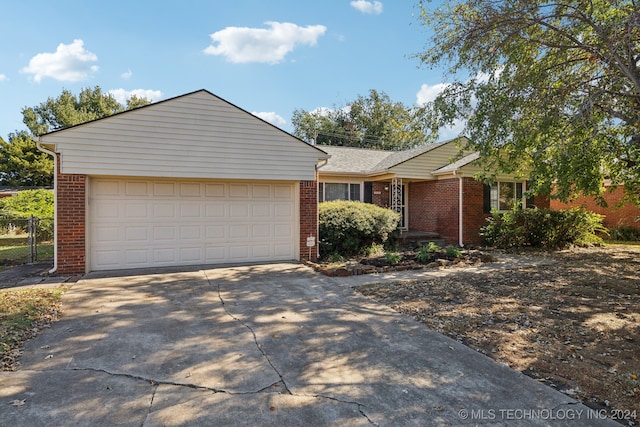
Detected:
left=358, top=246, right=640, bottom=422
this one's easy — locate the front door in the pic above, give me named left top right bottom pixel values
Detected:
left=390, top=178, right=407, bottom=230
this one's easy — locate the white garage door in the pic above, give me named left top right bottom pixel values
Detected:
left=89, top=178, right=298, bottom=271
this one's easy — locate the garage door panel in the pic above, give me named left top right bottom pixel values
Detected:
left=179, top=225, right=201, bottom=240
left=125, top=203, right=148, bottom=218
left=153, top=226, right=175, bottom=240
left=229, top=184, right=249, bottom=197
left=125, top=226, right=148, bottom=241
left=274, top=244, right=294, bottom=257
left=126, top=181, right=149, bottom=196
left=95, top=226, right=120, bottom=243
left=180, top=203, right=201, bottom=217
left=153, top=203, right=176, bottom=218
left=153, top=248, right=176, bottom=263
left=179, top=247, right=203, bottom=262
left=124, top=249, right=148, bottom=264
left=205, top=204, right=225, bottom=218
left=95, top=203, right=120, bottom=219
left=90, top=179, right=298, bottom=270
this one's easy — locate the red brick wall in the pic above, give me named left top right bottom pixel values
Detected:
left=55, top=155, right=86, bottom=275
left=299, top=180, right=318, bottom=261
left=462, top=178, right=489, bottom=246
left=408, top=181, right=437, bottom=232
left=550, top=186, right=640, bottom=230
left=371, top=182, right=390, bottom=208
left=532, top=194, right=550, bottom=209
left=407, top=179, right=460, bottom=244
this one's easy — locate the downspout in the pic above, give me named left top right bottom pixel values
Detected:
left=36, top=139, right=57, bottom=274
left=453, top=170, right=464, bottom=247
left=459, top=176, right=464, bottom=247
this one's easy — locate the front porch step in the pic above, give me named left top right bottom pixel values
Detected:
left=397, top=231, right=447, bottom=249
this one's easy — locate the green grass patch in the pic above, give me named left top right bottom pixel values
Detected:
left=1, top=287, right=66, bottom=370
left=0, top=237, right=29, bottom=246
left=0, top=244, right=54, bottom=264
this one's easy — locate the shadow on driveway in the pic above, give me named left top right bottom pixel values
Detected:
left=0, top=263, right=616, bottom=426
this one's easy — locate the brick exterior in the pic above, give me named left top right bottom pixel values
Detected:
left=402, top=177, right=492, bottom=246
left=532, top=194, right=551, bottom=209
left=55, top=155, right=87, bottom=275
left=407, top=179, right=460, bottom=244
left=299, top=180, right=318, bottom=261
left=550, top=186, right=640, bottom=230
left=461, top=178, right=489, bottom=246
left=371, top=182, right=390, bottom=208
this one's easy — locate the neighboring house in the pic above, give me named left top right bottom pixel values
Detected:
left=317, top=139, right=549, bottom=247
left=38, top=90, right=329, bottom=274
left=550, top=185, right=640, bottom=231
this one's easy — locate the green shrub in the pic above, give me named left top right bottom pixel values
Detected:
left=609, top=225, right=640, bottom=241
left=0, top=190, right=54, bottom=240
left=445, top=245, right=462, bottom=258
left=319, top=201, right=401, bottom=257
left=385, top=251, right=401, bottom=265
left=363, top=243, right=385, bottom=257
left=481, top=207, right=607, bottom=250
left=416, top=242, right=441, bottom=263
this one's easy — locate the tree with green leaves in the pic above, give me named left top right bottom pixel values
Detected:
left=0, top=86, right=151, bottom=186
left=22, top=86, right=148, bottom=136
left=292, top=89, right=430, bottom=150
left=416, top=0, right=640, bottom=204
left=0, top=132, right=54, bottom=187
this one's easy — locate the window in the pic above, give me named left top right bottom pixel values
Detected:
left=319, top=183, right=361, bottom=202
left=484, top=182, right=526, bottom=212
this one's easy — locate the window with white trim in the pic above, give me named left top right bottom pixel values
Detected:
left=318, top=183, right=362, bottom=202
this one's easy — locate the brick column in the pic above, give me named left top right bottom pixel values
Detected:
left=56, top=154, right=86, bottom=274
left=461, top=177, right=488, bottom=246
left=299, top=180, right=318, bottom=261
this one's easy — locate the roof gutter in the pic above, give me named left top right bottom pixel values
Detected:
left=35, top=139, right=57, bottom=274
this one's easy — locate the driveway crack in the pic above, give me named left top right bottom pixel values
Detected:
left=204, top=270, right=293, bottom=395
left=70, top=367, right=228, bottom=393
left=141, top=382, right=158, bottom=427
left=311, top=394, right=378, bottom=426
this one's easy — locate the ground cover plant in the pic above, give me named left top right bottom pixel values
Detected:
left=358, top=246, right=640, bottom=420
left=0, top=287, right=65, bottom=370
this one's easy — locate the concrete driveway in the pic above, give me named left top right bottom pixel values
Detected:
left=1, top=263, right=616, bottom=426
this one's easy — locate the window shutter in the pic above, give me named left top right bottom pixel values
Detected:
left=526, top=181, right=535, bottom=208
left=483, top=184, right=492, bottom=213
left=364, top=182, right=373, bottom=203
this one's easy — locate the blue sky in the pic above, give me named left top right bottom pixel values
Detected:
left=0, top=0, right=455, bottom=140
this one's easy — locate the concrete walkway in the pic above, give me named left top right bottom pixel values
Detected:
left=0, top=262, right=616, bottom=426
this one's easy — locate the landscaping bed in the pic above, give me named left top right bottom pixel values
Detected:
left=308, top=247, right=497, bottom=277
left=357, top=246, right=640, bottom=422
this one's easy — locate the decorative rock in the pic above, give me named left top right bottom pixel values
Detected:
left=335, top=268, right=352, bottom=277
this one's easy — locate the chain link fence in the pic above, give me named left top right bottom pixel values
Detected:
left=0, top=216, right=54, bottom=267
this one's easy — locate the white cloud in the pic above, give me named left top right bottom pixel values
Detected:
left=108, top=88, right=163, bottom=104
left=252, top=111, right=286, bottom=127
left=0, top=74, right=7, bottom=82
left=203, top=21, right=327, bottom=64
left=121, top=69, right=133, bottom=79
left=416, top=82, right=450, bottom=106
left=350, top=0, right=383, bottom=14
left=416, top=83, right=465, bottom=138
left=22, top=39, right=98, bottom=83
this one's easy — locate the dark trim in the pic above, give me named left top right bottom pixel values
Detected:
left=483, top=184, right=492, bottom=213
left=364, top=182, right=373, bottom=203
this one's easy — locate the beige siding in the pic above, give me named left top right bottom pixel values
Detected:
left=390, top=142, right=468, bottom=179
left=41, top=90, right=327, bottom=181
